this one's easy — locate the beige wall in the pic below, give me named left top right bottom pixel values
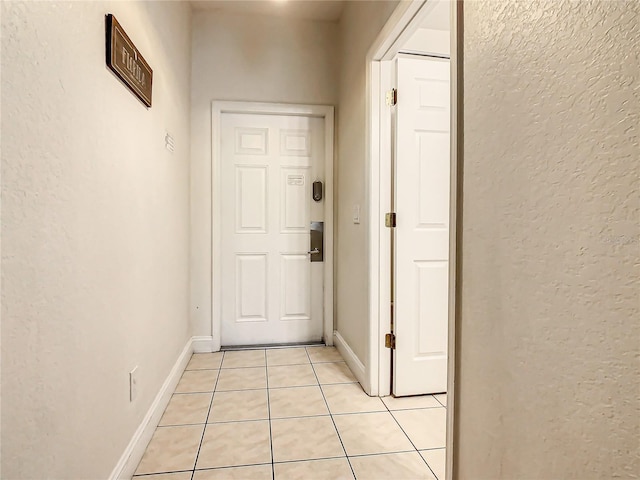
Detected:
left=1, top=1, right=192, bottom=478
left=190, top=10, right=339, bottom=338
left=456, top=0, right=639, bottom=478
left=336, top=0, right=399, bottom=362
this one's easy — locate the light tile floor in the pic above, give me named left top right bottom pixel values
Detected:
left=133, top=347, right=446, bottom=480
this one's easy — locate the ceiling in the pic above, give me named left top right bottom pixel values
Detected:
left=190, top=0, right=346, bottom=22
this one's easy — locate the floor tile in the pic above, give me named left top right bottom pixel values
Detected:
left=392, top=408, right=446, bottom=450
left=216, top=367, right=267, bottom=391
left=137, top=348, right=448, bottom=480
left=421, top=448, right=446, bottom=480
left=269, top=385, right=329, bottom=419
left=333, top=412, right=413, bottom=456
left=221, top=350, right=266, bottom=369
left=159, top=393, right=212, bottom=426
left=135, top=425, right=204, bottom=475
left=313, top=362, right=356, bottom=384
left=306, top=346, right=344, bottom=363
left=350, top=451, right=436, bottom=480
left=134, top=472, right=193, bottom=480
left=266, top=347, right=310, bottom=366
left=196, top=421, right=271, bottom=469
left=268, top=364, right=317, bottom=388
left=434, top=393, right=447, bottom=407
left=274, top=458, right=354, bottom=480
left=322, top=383, right=386, bottom=414
left=175, top=370, right=219, bottom=393
left=193, top=464, right=273, bottom=480
left=382, top=395, right=442, bottom=411
left=187, top=353, right=224, bottom=370
left=209, top=389, right=268, bottom=422
left=271, top=416, right=344, bottom=462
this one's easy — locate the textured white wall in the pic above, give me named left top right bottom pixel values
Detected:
left=456, top=0, right=639, bottom=477
left=337, top=0, right=399, bottom=362
left=190, top=11, right=339, bottom=338
left=1, top=1, right=191, bottom=478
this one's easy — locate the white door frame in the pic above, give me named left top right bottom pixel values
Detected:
left=366, top=1, right=460, bottom=478
left=211, top=101, right=335, bottom=350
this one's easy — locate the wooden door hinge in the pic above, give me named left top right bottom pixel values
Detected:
left=385, top=333, right=396, bottom=349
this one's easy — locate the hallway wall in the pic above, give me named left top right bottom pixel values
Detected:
left=1, top=1, right=192, bottom=478
left=190, top=10, right=339, bottom=339
left=457, top=0, right=639, bottom=477
left=336, top=0, right=399, bottom=363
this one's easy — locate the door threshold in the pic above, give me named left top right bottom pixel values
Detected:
left=220, top=341, right=325, bottom=351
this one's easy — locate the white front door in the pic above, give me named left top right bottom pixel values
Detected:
left=220, top=112, right=325, bottom=346
left=393, top=55, right=450, bottom=396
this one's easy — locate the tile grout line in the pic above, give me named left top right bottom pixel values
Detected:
left=382, top=405, right=444, bottom=412
left=382, top=399, right=440, bottom=480
left=189, top=351, right=225, bottom=480
left=305, top=346, right=358, bottom=480
left=151, top=450, right=429, bottom=475
left=264, top=350, right=276, bottom=480
left=133, top=469, right=193, bottom=478
left=161, top=407, right=422, bottom=427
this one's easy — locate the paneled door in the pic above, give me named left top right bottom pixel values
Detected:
left=393, top=55, right=450, bottom=396
left=220, top=112, right=325, bottom=346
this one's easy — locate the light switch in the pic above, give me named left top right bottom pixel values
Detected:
left=353, top=205, right=361, bottom=224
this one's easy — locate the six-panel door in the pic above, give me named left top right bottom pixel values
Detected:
left=393, top=55, right=450, bottom=396
left=220, top=113, right=325, bottom=346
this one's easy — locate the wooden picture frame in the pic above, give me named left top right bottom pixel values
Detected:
left=105, top=14, right=153, bottom=107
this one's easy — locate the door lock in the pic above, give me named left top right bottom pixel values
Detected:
left=309, top=222, right=324, bottom=262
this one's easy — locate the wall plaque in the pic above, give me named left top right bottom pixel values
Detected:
left=105, top=14, right=153, bottom=107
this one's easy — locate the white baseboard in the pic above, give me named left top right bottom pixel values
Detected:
left=192, top=335, right=216, bottom=353
left=109, top=337, right=194, bottom=480
left=333, top=331, right=368, bottom=392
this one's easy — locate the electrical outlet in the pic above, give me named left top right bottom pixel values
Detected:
left=129, top=366, right=139, bottom=402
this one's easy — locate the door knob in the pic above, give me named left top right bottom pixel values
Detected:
left=307, top=248, right=320, bottom=255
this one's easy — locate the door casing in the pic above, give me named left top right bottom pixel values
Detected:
left=211, top=101, right=335, bottom=351
left=365, top=1, right=461, bottom=479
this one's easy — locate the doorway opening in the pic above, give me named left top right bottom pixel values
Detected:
left=366, top=0, right=460, bottom=478
left=211, top=102, right=335, bottom=351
